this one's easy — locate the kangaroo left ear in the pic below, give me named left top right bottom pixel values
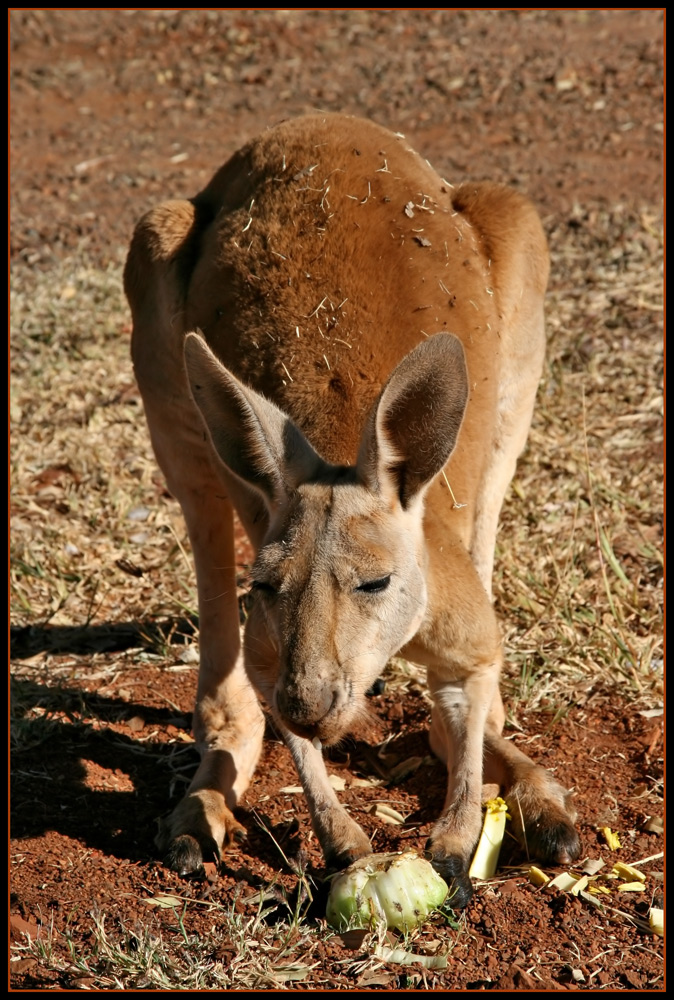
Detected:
left=356, top=333, right=468, bottom=509
left=184, top=332, right=327, bottom=510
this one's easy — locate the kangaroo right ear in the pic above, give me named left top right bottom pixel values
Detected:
left=184, top=332, right=326, bottom=509
left=356, top=333, right=469, bottom=509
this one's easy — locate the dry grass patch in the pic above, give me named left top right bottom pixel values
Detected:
left=496, top=205, right=663, bottom=713
left=10, top=250, right=198, bottom=639
left=10, top=204, right=663, bottom=708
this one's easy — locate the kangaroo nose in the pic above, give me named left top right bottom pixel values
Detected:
left=276, top=681, right=338, bottom=736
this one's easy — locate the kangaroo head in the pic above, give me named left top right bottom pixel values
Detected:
left=184, top=332, right=468, bottom=743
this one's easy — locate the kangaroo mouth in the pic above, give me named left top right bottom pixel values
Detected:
left=279, top=710, right=346, bottom=746
left=276, top=694, right=354, bottom=747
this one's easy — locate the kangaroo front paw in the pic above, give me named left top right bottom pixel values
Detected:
left=317, top=813, right=372, bottom=872
left=426, top=850, right=474, bottom=910
left=512, top=808, right=581, bottom=865
left=157, top=789, right=248, bottom=876
left=506, top=783, right=581, bottom=865
left=324, top=840, right=373, bottom=872
left=164, top=833, right=214, bottom=877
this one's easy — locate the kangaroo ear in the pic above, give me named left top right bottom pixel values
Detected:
left=357, top=333, right=468, bottom=509
left=125, top=200, right=205, bottom=344
left=184, top=333, right=325, bottom=509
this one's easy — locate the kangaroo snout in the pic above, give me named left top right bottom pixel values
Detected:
left=275, top=671, right=347, bottom=741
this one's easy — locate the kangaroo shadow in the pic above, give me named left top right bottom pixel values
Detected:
left=10, top=673, right=196, bottom=861
left=325, top=707, right=447, bottom=829
left=10, top=616, right=198, bottom=660
left=9, top=671, right=336, bottom=876
left=10, top=616, right=200, bottom=862
left=10, top=622, right=446, bottom=877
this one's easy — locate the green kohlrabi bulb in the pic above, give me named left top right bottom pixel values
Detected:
left=325, top=851, right=449, bottom=933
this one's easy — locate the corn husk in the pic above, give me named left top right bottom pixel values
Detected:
left=528, top=866, right=550, bottom=887
left=612, top=861, right=646, bottom=882
left=600, top=827, right=621, bottom=850
left=648, top=907, right=664, bottom=937
left=468, top=797, right=508, bottom=879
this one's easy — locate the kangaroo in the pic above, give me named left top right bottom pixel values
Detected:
left=124, top=112, right=580, bottom=907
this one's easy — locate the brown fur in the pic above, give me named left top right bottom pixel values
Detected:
left=124, top=113, right=580, bottom=903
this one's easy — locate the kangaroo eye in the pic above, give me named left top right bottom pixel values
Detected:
left=250, top=580, right=277, bottom=597
left=356, top=575, right=391, bottom=594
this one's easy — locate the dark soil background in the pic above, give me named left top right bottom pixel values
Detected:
left=10, top=9, right=664, bottom=992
